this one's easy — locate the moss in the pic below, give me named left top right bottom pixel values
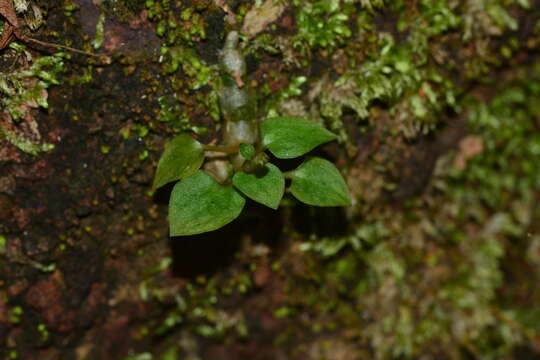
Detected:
left=292, top=0, right=354, bottom=52
left=0, top=128, right=55, bottom=155
left=0, top=47, right=66, bottom=155
left=277, top=58, right=540, bottom=358
left=144, top=0, right=221, bottom=134
left=135, top=259, right=254, bottom=348
left=78, top=0, right=540, bottom=358
left=0, top=235, right=6, bottom=254
left=100, top=0, right=145, bottom=21
left=92, top=13, right=106, bottom=49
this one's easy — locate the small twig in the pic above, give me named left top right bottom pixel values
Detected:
left=0, top=0, right=111, bottom=63
left=22, top=36, right=111, bottom=63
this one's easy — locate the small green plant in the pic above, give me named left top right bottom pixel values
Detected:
left=152, top=31, right=351, bottom=236
left=152, top=116, right=351, bottom=236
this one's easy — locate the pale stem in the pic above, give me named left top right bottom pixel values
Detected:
left=203, top=144, right=239, bottom=154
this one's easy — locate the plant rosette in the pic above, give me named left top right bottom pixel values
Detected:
left=152, top=116, right=352, bottom=236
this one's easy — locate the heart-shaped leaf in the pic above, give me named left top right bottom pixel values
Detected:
left=152, top=134, right=204, bottom=192
left=169, top=171, right=246, bottom=236
left=261, top=117, right=337, bottom=159
left=290, top=157, right=351, bottom=207
left=233, top=163, right=284, bottom=209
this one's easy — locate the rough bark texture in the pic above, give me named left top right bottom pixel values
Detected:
left=1, top=0, right=540, bottom=359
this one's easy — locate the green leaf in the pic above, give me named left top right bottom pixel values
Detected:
left=239, top=143, right=256, bottom=160
left=233, top=163, right=284, bottom=209
left=290, top=157, right=351, bottom=207
left=152, top=134, right=204, bottom=192
left=169, top=171, right=246, bottom=236
left=261, top=117, right=337, bottom=159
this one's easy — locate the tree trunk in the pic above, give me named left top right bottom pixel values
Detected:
left=1, top=0, right=540, bottom=359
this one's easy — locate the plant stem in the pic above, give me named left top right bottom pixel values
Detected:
left=282, top=171, right=293, bottom=179
left=203, top=144, right=239, bottom=154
